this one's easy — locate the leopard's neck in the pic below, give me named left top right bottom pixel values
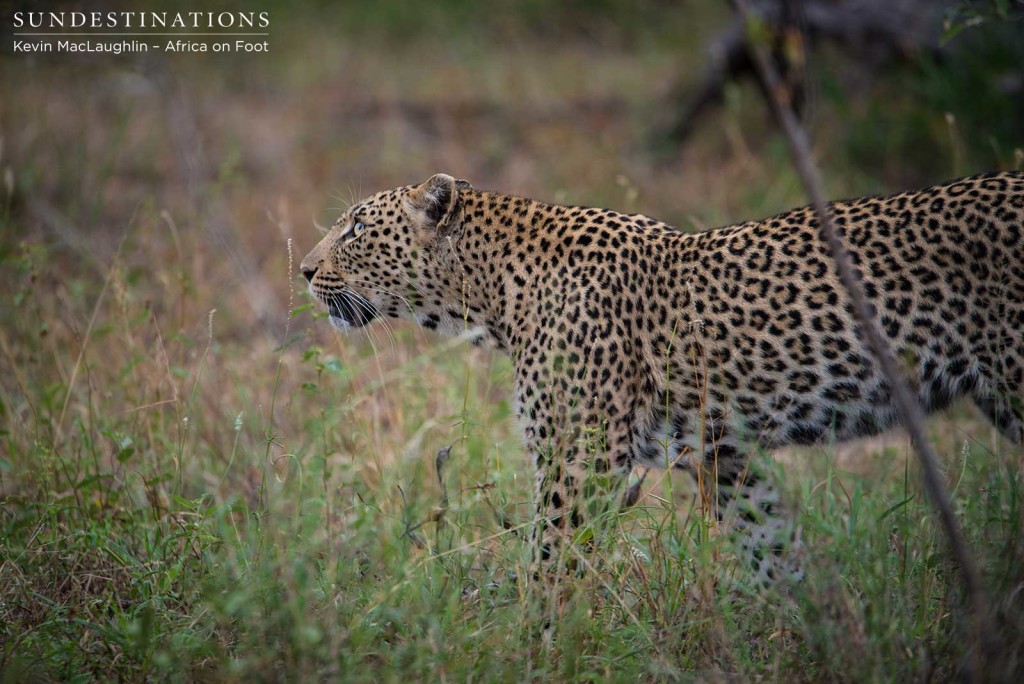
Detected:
left=429, top=191, right=696, bottom=357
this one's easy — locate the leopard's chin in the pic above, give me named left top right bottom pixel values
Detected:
left=322, top=289, right=379, bottom=330
left=328, top=315, right=356, bottom=333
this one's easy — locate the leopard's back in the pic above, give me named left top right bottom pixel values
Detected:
left=636, top=172, right=1024, bottom=470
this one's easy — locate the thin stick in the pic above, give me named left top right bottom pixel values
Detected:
left=731, top=0, right=1000, bottom=674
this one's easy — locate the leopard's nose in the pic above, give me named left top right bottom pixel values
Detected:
left=301, top=265, right=317, bottom=283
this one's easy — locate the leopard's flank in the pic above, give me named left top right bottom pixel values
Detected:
left=301, top=172, right=1024, bottom=582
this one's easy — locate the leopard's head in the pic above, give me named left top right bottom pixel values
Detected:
left=300, top=173, right=472, bottom=332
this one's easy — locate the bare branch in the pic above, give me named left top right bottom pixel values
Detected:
left=731, top=0, right=1002, bottom=675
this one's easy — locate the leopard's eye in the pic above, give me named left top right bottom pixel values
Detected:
left=344, top=220, right=367, bottom=244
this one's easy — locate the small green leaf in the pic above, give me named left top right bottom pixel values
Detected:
left=879, top=494, right=916, bottom=521
left=940, top=21, right=967, bottom=46
left=573, top=525, right=594, bottom=546
left=172, top=495, right=198, bottom=512
left=116, top=435, right=135, bottom=462
left=320, top=358, right=344, bottom=374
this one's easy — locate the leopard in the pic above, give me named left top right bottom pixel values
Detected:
left=300, top=171, right=1024, bottom=583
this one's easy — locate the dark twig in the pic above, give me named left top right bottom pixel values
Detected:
left=731, top=0, right=1001, bottom=676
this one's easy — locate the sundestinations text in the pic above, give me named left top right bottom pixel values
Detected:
left=13, top=11, right=270, bottom=29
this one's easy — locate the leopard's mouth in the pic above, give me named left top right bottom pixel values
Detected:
left=320, top=288, right=380, bottom=330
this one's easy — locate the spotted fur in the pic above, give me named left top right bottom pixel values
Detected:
left=301, top=172, right=1024, bottom=582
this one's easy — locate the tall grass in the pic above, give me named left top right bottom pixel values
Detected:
left=3, top=266, right=1021, bottom=680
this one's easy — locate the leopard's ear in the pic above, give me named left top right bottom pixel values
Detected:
left=407, top=173, right=472, bottom=232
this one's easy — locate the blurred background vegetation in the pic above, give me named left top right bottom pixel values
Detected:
left=1, top=0, right=1022, bottom=680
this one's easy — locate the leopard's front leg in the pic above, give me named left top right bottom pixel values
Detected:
left=514, top=363, right=637, bottom=576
